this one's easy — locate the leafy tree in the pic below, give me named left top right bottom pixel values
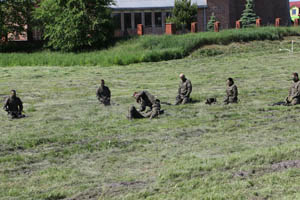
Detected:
left=172, top=0, right=198, bottom=29
left=35, top=0, right=114, bottom=51
left=239, top=0, right=258, bottom=28
left=207, top=13, right=216, bottom=31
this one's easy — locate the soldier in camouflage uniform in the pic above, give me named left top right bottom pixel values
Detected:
left=3, top=90, right=25, bottom=119
left=96, top=79, right=111, bottom=106
left=128, top=91, right=162, bottom=119
left=175, top=74, right=192, bottom=105
left=286, top=73, right=300, bottom=106
left=224, top=78, right=238, bottom=104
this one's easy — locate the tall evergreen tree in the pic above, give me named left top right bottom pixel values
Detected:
left=207, top=13, right=216, bottom=31
left=240, top=0, right=258, bottom=28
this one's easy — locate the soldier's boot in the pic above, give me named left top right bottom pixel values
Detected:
left=10, top=112, right=19, bottom=119
left=175, top=95, right=182, bottom=105
left=103, top=99, right=111, bottom=106
left=290, top=98, right=300, bottom=106
left=228, top=98, right=238, bottom=104
left=181, top=97, right=190, bottom=105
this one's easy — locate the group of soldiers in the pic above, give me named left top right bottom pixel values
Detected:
left=3, top=73, right=300, bottom=120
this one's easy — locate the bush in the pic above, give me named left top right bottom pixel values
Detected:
left=34, top=0, right=114, bottom=52
left=1, top=26, right=300, bottom=67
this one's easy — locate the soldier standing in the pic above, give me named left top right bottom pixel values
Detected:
left=96, top=79, right=111, bottom=106
left=3, top=90, right=25, bottom=119
left=175, top=73, right=192, bottom=105
left=286, top=72, right=300, bottom=106
left=224, top=78, right=238, bottom=104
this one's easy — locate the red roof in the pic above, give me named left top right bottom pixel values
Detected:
left=290, top=1, right=300, bottom=8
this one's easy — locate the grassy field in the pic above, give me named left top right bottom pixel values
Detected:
left=2, top=26, right=300, bottom=67
left=1, top=37, right=300, bottom=199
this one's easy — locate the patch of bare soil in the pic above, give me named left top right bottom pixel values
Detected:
left=68, top=186, right=102, bottom=200
left=234, top=170, right=256, bottom=178
left=234, top=160, right=300, bottom=179
left=271, top=160, right=300, bottom=171
left=68, top=181, right=147, bottom=200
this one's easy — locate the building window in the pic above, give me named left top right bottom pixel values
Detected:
left=33, top=27, right=42, bottom=40
left=145, top=12, right=152, bottom=27
left=112, top=13, right=121, bottom=29
left=292, top=9, right=297, bottom=15
left=134, top=13, right=142, bottom=28
left=166, top=12, right=172, bottom=18
left=124, top=13, right=131, bottom=29
left=155, top=12, right=162, bottom=27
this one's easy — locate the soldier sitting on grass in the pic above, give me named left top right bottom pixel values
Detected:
left=224, top=78, right=238, bottom=104
left=96, top=79, right=111, bottom=106
left=175, top=73, right=192, bottom=105
left=128, top=91, right=162, bottom=120
left=3, top=90, right=25, bottom=119
left=286, top=72, right=300, bottom=106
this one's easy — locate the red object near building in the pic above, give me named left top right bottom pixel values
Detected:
left=137, top=24, right=144, bottom=36
left=256, top=18, right=261, bottom=27
left=295, top=18, right=299, bottom=26
left=235, top=20, right=241, bottom=29
left=214, top=21, right=220, bottom=32
left=1, top=35, right=7, bottom=43
left=165, top=23, right=176, bottom=35
left=191, top=22, right=198, bottom=33
left=275, top=18, right=281, bottom=27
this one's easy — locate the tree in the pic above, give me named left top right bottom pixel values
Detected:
left=239, top=0, right=258, bottom=28
left=35, top=0, right=114, bottom=51
left=171, top=0, right=198, bottom=29
left=0, top=0, right=37, bottom=42
left=207, top=13, right=216, bottom=31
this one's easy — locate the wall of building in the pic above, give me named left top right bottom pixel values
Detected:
left=229, top=0, right=290, bottom=27
left=206, top=0, right=230, bottom=29
left=206, top=0, right=291, bottom=29
left=113, top=0, right=291, bottom=36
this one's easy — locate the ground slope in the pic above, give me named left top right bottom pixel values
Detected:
left=1, top=38, right=300, bottom=199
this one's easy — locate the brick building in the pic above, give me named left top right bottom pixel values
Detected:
left=112, top=0, right=291, bottom=36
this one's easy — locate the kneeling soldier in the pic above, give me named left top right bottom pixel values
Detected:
left=96, top=79, right=111, bottom=106
left=175, top=73, right=192, bottom=105
left=3, top=90, right=25, bottom=119
left=224, top=78, right=238, bottom=104
left=286, top=72, right=300, bottom=106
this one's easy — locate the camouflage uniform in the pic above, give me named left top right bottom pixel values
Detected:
left=97, top=85, right=111, bottom=106
left=3, top=96, right=24, bottom=119
left=128, top=91, right=161, bottom=119
left=175, top=79, right=192, bottom=105
left=287, top=80, right=300, bottom=105
left=224, top=84, right=238, bottom=104
left=135, top=91, right=157, bottom=112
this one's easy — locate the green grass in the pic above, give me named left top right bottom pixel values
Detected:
left=1, top=38, right=300, bottom=199
left=2, top=26, right=300, bottom=67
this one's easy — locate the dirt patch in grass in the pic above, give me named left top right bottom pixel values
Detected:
left=271, top=160, right=300, bottom=171
left=69, top=181, right=147, bottom=200
left=68, top=186, right=103, bottom=200
left=234, top=160, right=300, bottom=179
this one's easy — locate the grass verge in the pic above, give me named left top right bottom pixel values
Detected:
left=1, top=26, right=300, bottom=67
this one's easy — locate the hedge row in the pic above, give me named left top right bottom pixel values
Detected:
left=1, top=26, right=300, bottom=67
